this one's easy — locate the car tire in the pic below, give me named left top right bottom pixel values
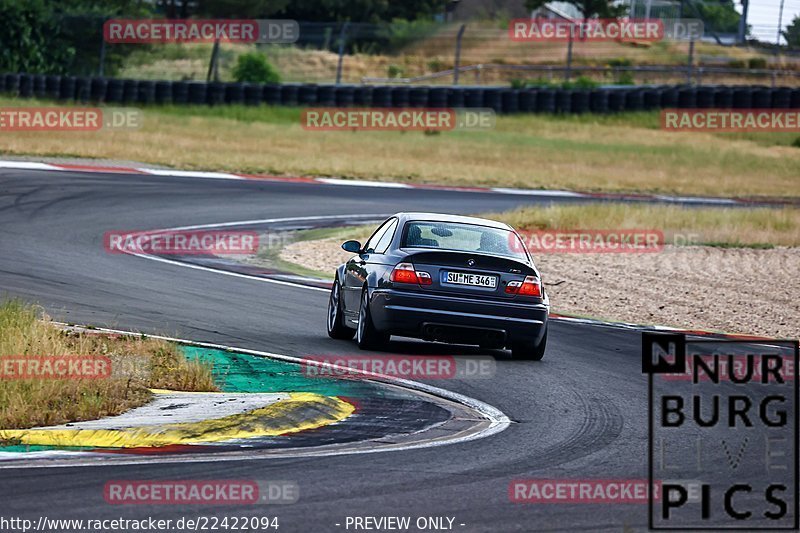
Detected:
left=357, top=288, right=389, bottom=350
left=327, top=278, right=355, bottom=340
left=511, top=328, right=547, bottom=361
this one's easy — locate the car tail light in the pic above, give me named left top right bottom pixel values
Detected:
left=505, top=276, right=541, bottom=297
left=391, top=262, right=432, bottom=285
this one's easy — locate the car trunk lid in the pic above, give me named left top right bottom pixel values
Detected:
left=402, top=250, right=537, bottom=300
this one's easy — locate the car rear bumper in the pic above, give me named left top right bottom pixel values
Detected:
left=369, top=288, right=548, bottom=346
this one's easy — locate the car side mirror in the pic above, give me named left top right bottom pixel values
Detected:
left=342, top=240, right=362, bottom=253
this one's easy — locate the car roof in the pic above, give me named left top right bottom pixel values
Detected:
left=392, top=212, right=512, bottom=230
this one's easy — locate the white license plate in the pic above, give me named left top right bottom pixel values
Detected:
left=444, top=271, right=497, bottom=288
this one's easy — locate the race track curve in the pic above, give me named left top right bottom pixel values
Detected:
left=0, top=169, right=772, bottom=532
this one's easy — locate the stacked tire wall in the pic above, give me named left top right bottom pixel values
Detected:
left=2, top=73, right=799, bottom=114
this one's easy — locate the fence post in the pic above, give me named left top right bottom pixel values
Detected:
left=207, top=39, right=221, bottom=82
left=565, top=23, right=574, bottom=82
left=686, top=38, right=695, bottom=85
left=453, top=24, right=466, bottom=85
left=98, top=19, right=107, bottom=77
left=335, top=22, right=349, bottom=85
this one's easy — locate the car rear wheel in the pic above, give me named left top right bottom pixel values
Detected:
left=357, top=288, right=389, bottom=350
left=327, top=278, right=355, bottom=340
left=511, top=328, right=547, bottom=361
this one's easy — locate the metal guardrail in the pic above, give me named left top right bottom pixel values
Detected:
left=362, top=63, right=800, bottom=87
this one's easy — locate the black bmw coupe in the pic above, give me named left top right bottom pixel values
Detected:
left=327, top=212, right=549, bottom=360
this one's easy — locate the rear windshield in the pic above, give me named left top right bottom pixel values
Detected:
left=402, top=221, right=528, bottom=261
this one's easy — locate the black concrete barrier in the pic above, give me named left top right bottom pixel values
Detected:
left=207, top=82, right=225, bottom=106
left=536, top=89, right=556, bottom=113
left=154, top=81, right=172, bottom=104
left=447, top=87, right=465, bottom=108
left=280, top=83, right=300, bottom=106
left=106, top=79, right=124, bottom=103
left=4, top=73, right=20, bottom=96
left=296, top=84, right=317, bottom=105
left=555, top=89, right=572, bottom=114
left=317, top=85, right=337, bottom=106
left=713, top=87, right=733, bottom=109
left=677, top=87, right=696, bottom=109
left=483, top=87, right=503, bottom=112
left=660, top=86, right=679, bottom=108
left=91, top=78, right=109, bottom=102
left=172, top=81, right=189, bottom=105
left=137, top=80, right=156, bottom=104
left=463, top=87, right=484, bottom=108
left=409, top=86, right=429, bottom=108
left=428, top=87, right=448, bottom=108
left=791, top=88, right=800, bottom=109
left=752, top=86, right=772, bottom=108
left=224, top=82, right=245, bottom=105
left=33, top=74, right=47, bottom=99
left=243, top=83, right=261, bottom=106
left=371, top=86, right=392, bottom=108
left=263, top=84, right=281, bottom=105
left=187, top=82, right=207, bottom=105
left=518, top=89, right=537, bottom=112
left=121, top=79, right=138, bottom=104
left=3, top=73, right=798, bottom=114
left=501, top=89, right=519, bottom=114
left=642, top=88, right=661, bottom=110
left=391, top=86, right=410, bottom=108
left=59, top=76, right=77, bottom=101
left=695, top=86, right=714, bottom=108
left=45, top=75, right=61, bottom=99
left=571, top=90, right=590, bottom=114
left=589, top=89, right=609, bottom=113
left=353, top=86, right=373, bottom=106
left=608, top=89, right=626, bottom=112
left=18, top=74, right=34, bottom=98
left=772, top=87, right=792, bottom=109
left=732, top=87, right=753, bottom=109
left=625, top=89, right=644, bottom=111
left=75, top=77, right=91, bottom=103
left=335, top=86, right=355, bottom=107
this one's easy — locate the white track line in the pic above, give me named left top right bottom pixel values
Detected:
left=0, top=159, right=767, bottom=205
left=123, top=214, right=390, bottom=293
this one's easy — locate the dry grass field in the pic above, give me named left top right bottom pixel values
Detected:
left=0, top=300, right=217, bottom=430
left=1, top=99, right=798, bottom=199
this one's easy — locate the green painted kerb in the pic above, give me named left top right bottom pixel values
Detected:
left=182, top=346, right=385, bottom=398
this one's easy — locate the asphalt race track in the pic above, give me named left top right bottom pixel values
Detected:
left=0, top=170, right=794, bottom=532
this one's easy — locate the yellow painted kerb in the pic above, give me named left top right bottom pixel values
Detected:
left=0, top=392, right=354, bottom=448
